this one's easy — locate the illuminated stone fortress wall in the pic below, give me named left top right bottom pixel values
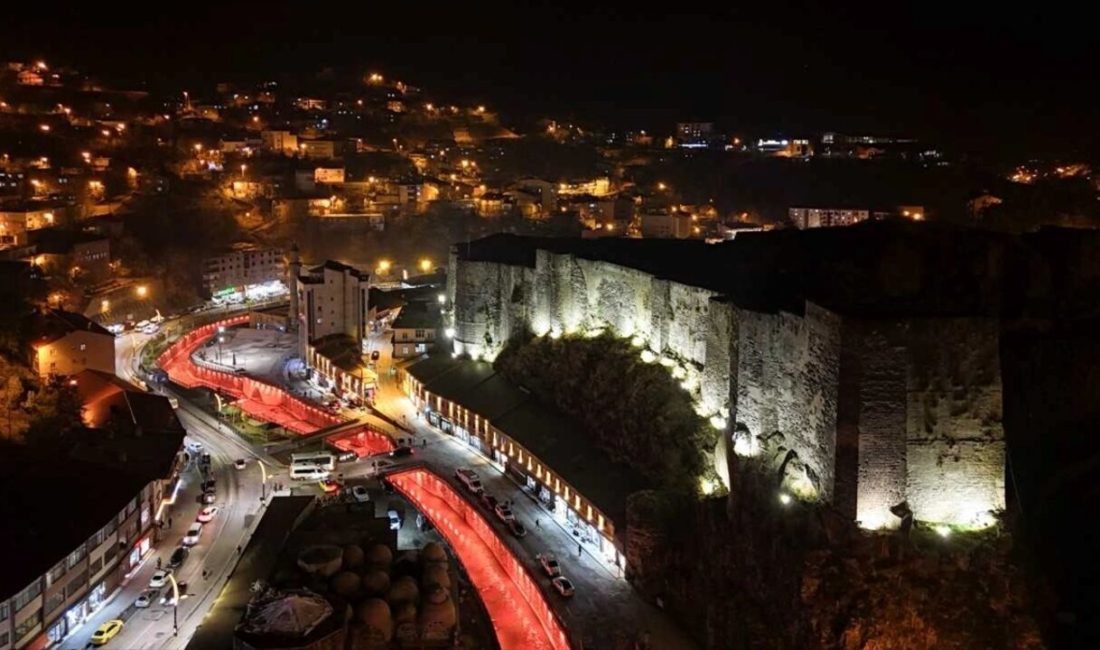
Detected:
left=447, top=230, right=1005, bottom=530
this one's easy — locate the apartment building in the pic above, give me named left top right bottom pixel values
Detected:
left=202, top=245, right=284, bottom=297
left=28, top=309, right=116, bottom=378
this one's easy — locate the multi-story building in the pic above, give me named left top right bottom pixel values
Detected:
left=789, top=205, right=925, bottom=229
left=391, top=302, right=441, bottom=358
left=676, top=121, right=714, bottom=147
left=261, top=130, right=298, bottom=155
left=202, top=245, right=285, bottom=297
left=0, top=374, right=184, bottom=650
left=298, top=140, right=336, bottom=160
left=293, top=257, right=369, bottom=356
left=28, top=229, right=110, bottom=279
left=639, top=211, right=693, bottom=239
left=28, top=309, right=115, bottom=378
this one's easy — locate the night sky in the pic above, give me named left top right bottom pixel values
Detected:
left=4, top=2, right=1096, bottom=155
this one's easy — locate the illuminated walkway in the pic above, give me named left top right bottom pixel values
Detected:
left=158, top=316, right=344, bottom=434
left=388, top=468, right=571, bottom=650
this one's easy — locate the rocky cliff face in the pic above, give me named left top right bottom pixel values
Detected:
left=626, top=467, right=1044, bottom=650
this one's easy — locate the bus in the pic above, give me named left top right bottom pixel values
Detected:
left=290, top=452, right=336, bottom=472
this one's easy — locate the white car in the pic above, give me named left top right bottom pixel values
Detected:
left=196, top=506, right=219, bottom=523
left=494, top=503, right=515, bottom=522
left=538, top=554, right=561, bottom=577
left=149, top=569, right=172, bottom=589
left=551, top=576, right=575, bottom=597
left=182, top=522, right=203, bottom=546
left=135, top=589, right=157, bottom=608
left=349, top=485, right=370, bottom=503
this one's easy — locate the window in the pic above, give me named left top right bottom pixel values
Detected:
left=67, top=544, right=85, bottom=569
left=14, top=608, right=40, bottom=642
left=13, top=579, right=41, bottom=611
left=44, top=591, right=64, bottom=615
left=80, top=343, right=86, bottom=351
left=46, top=561, right=66, bottom=587
left=88, top=556, right=103, bottom=575
left=66, top=570, right=88, bottom=597
left=103, top=541, right=118, bottom=564
left=0, top=600, right=9, bottom=621
left=415, top=329, right=425, bottom=339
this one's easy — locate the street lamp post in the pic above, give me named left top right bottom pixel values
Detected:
left=259, top=460, right=268, bottom=503
left=167, top=573, right=180, bottom=636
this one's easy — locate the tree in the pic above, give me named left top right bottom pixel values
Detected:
left=22, top=377, right=85, bottom=446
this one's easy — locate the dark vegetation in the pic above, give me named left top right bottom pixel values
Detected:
left=494, top=333, right=715, bottom=495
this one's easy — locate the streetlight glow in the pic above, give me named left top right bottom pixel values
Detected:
left=377, top=260, right=392, bottom=274
left=136, top=285, right=148, bottom=298
left=418, top=258, right=432, bottom=273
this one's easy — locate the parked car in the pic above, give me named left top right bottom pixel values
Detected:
left=389, top=445, right=415, bottom=458
left=480, top=493, right=499, bottom=511
left=234, top=458, right=247, bottom=469
left=336, top=451, right=358, bottom=462
left=494, top=503, right=515, bottom=522
left=370, top=350, right=380, bottom=361
left=201, top=479, right=216, bottom=491
left=455, top=468, right=483, bottom=494
left=149, top=569, right=172, bottom=589
left=387, top=509, right=401, bottom=530
left=182, top=522, right=203, bottom=546
left=201, top=490, right=217, bottom=505
left=91, top=620, right=124, bottom=645
left=134, top=589, right=158, bottom=608
left=537, top=554, right=561, bottom=577
left=319, top=478, right=343, bottom=493
left=196, top=506, right=219, bottom=523
left=200, top=452, right=212, bottom=466
left=168, top=546, right=188, bottom=569
left=551, top=576, right=575, bottom=597
left=507, top=519, right=528, bottom=538
left=348, top=485, right=370, bottom=503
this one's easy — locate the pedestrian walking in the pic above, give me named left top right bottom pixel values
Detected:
left=577, top=543, right=583, bottom=557
left=236, top=545, right=242, bottom=554
left=421, top=438, right=427, bottom=449
left=156, top=557, right=162, bottom=569
left=536, top=519, right=540, bottom=529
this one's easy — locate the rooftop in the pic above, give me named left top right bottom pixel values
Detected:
left=405, top=354, right=649, bottom=528
left=0, top=442, right=163, bottom=599
left=391, top=302, right=441, bottom=331
left=30, top=308, right=113, bottom=345
left=303, top=259, right=369, bottom=281
left=310, top=333, right=366, bottom=373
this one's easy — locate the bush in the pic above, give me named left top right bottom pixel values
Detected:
left=495, top=333, right=714, bottom=493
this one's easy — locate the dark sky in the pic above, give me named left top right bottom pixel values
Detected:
left=4, top=2, right=1096, bottom=155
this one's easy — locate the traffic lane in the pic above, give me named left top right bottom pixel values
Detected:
left=64, top=455, right=212, bottom=649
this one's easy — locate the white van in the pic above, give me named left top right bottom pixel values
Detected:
left=290, top=465, right=330, bottom=481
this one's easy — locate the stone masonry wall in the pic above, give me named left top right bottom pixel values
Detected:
left=905, top=319, right=1005, bottom=525
left=451, top=248, right=1004, bottom=527
left=734, top=303, right=842, bottom=501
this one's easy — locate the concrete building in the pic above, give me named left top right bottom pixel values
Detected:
left=202, top=244, right=284, bottom=297
left=391, top=301, right=441, bottom=358
left=295, top=260, right=369, bottom=346
left=298, top=140, right=336, bottom=160
left=261, top=130, right=298, bottom=155
left=28, top=229, right=110, bottom=279
left=0, top=375, right=184, bottom=650
left=639, top=211, right=694, bottom=239
left=789, top=205, right=926, bottom=229
left=28, top=309, right=116, bottom=378
left=676, top=121, right=714, bottom=146
left=446, top=225, right=1010, bottom=532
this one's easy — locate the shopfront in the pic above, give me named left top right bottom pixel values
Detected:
left=126, top=535, right=151, bottom=573
left=49, top=582, right=107, bottom=646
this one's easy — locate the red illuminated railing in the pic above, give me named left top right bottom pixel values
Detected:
left=388, top=468, right=572, bottom=650
left=157, top=316, right=345, bottom=434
